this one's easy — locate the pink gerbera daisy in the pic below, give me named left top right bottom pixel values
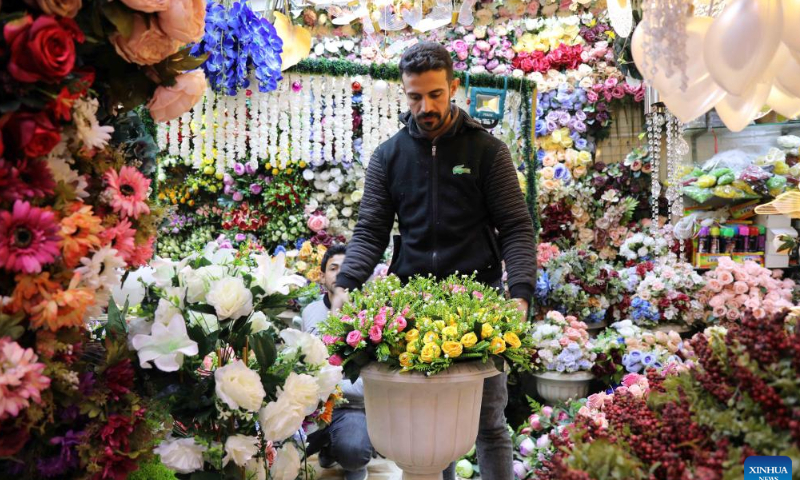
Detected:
left=0, top=200, right=61, bottom=274
left=13, top=158, right=56, bottom=199
left=0, top=337, right=51, bottom=420
left=104, top=166, right=151, bottom=219
left=100, top=219, right=136, bottom=263
left=127, top=236, right=155, bottom=268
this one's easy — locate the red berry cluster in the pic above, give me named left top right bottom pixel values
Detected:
left=729, top=312, right=792, bottom=366
left=690, top=333, right=734, bottom=403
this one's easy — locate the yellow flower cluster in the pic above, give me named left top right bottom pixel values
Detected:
left=538, top=128, right=574, bottom=151
left=515, top=24, right=583, bottom=53
left=288, top=241, right=327, bottom=283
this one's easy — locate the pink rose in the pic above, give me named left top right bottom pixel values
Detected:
left=391, top=316, right=407, bottom=332
left=559, top=337, right=570, bottom=346
left=322, top=335, right=341, bottom=346
left=457, top=50, right=468, bottom=61
left=328, top=354, right=343, bottom=366
left=752, top=308, right=767, bottom=319
left=712, top=306, right=727, bottom=318
left=622, top=373, right=644, bottom=388
left=346, top=330, right=363, bottom=348
left=452, top=39, right=468, bottom=54
left=726, top=309, right=740, bottom=321
left=341, top=315, right=353, bottom=323
left=708, top=296, right=724, bottom=309
left=529, top=414, right=542, bottom=430
left=307, top=214, right=329, bottom=233
left=586, top=90, right=599, bottom=103
left=110, top=14, right=178, bottom=65
left=373, top=313, right=387, bottom=328
left=472, top=291, right=484, bottom=300
left=541, top=406, right=553, bottom=418
left=733, top=281, right=749, bottom=294
left=158, top=0, right=205, bottom=43
left=147, top=69, right=206, bottom=122
left=475, top=40, right=491, bottom=52
left=706, top=279, right=723, bottom=292
left=120, top=0, right=168, bottom=12
left=717, top=271, right=734, bottom=285
left=369, top=325, right=382, bottom=343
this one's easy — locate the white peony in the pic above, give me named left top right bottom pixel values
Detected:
left=315, top=364, right=343, bottom=401
left=206, top=276, right=253, bottom=320
left=280, top=329, right=329, bottom=366
left=281, top=372, right=320, bottom=415
left=259, top=398, right=306, bottom=442
left=223, top=434, right=260, bottom=467
left=132, top=314, right=198, bottom=371
left=215, top=360, right=266, bottom=412
left=153, top=436, right=207, bottom=474
left=249, top=311, right=273, bottom=334
left=270, top=443, right=302, bottom=480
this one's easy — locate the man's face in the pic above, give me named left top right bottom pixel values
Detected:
left=402, top=69, right=459, bottom=133
left=322, top=254, right=345, bottom=293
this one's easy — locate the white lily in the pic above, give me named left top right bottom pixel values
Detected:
left=252, top=253, right=306, bottom=296
left=132, top=313, right=198, bottom=371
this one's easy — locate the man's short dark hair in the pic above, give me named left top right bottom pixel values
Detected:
left=399, top=42, right=454, bottom=82
left=321, top=244, right=347, bottom=272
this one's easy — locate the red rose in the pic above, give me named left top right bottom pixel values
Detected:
left=520, top=57, right=535, bottom=73
left=3, top=111, right=61, bottom=158
left=4, top=14, right=83, bottom=83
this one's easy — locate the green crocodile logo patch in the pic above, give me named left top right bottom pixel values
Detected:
left=452, top=165, right=472, bottom=175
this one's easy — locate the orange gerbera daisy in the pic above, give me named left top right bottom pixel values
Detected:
left=29, top=285, right=95, bottom=331
left=8, top=272, right=60, bottom=316
left=319, top=398, right=335, bottom=424
left=59, top=203, right=103, bottom=268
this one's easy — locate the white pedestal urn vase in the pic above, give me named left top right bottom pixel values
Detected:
left=533, top=371, right=594, bottom=404
left=360, top=361, right=501, bottom=480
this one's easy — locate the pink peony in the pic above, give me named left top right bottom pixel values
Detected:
left=157, top=0, right=205, bottom=43
left=0, top=200, right=60, bottom=274
left=541, top=406, right=553, bottom=418
left=110, top=14, right=178, bottom=65
left=147, top=70, right=207, bottom=123
left=328, top=354, right=343, bottom=366
left=346, top=330, right=363, bottom=348
left=368, top=325, right=382, bottom=344
left=0, top=337, right=51, bottom=420
left=307, top=214, right=329, bottom=233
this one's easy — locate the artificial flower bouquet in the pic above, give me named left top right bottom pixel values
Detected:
left=319, top=274, right=534, bottom=379
left=513, top=401, right=581, bottom=479
left=698, top=257, right=795, bottom=323
left=120, top=242, right=340, bottom=478
left=530, top=311, right=596, bottom=373
left=618, top=230, right=670, bottom=263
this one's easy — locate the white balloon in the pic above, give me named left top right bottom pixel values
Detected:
left=782, top=0, right=800, bottom=54
left=704, top=0, right=783, bottom=96
left=715, top=80, right=772, bottom=132
left=373, top=79, right=389, bottom=98
left=631, top=17, right=714, bottom=98
left=767, top=84, right=800, bottom=118
left=661, top=74, right=726, bottom=123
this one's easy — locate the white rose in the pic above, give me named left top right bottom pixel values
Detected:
left=215, top=359, right=266, bottom=412
left=249, top=311, right=273, bottom=334
left=259, top=398, right=306, bottom=442
left=315, top=364, right=343, bottom=401
left=223, top=434, right=260, bottom=467
left=643, top=237, right=655, bottom=246
left=280, top=329, right=329, bottom=366
left=181, top=265, right=226, bottom=303
left=154, top=436, right=207, bottom=474
left=206, top=276, right=253, bottom=320
left=150, top=257, right=179, bottom=288
left=270, top=443, right=301, bottom=480
left=637, top=247, right=649, bottom=257
left=341, top=207, right=353, bottom=218
left=281, top=372, right=320, bottom=415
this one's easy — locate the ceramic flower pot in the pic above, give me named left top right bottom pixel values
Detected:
left=653, top=323, right=693, bottom=338
left=361, top=361, right=501, bottom=480
left=533, top=371, right=594, bottom=404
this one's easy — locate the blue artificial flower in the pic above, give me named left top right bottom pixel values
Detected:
left=574, top=138, right=589, bottom=151
left=553, top=164, right=570, bottom=181
left=535, top=119, right=548, bottom=136
left=274, top=245, right=287, bottom=256
left=536, top=271, right=552, bottom=300
left=295, top=238, right=307, bottom=250
left=642, top=354, right=656, bottom=366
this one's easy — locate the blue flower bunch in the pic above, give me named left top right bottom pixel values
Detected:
left=621, top=349, right=663, bottom=373
left=585, top=309, right=606, bottom=324
left=536, top=270, right=552, bottom=301
left=192, top=1, right=284, bottom=95
left=629, top=297, right=659, bottom=325
left=550, top=342, right=593, bottom=372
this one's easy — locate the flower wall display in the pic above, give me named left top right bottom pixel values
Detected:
left=124, top=241, right=337, bottom=477
left=320, top=274, right=535, bottom=378
left=534, top=311, right=800, bottom=480
left=0, top=0, right=206, bottom=474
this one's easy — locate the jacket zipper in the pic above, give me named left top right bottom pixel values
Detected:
left=431, top=143, right=438, bottom=275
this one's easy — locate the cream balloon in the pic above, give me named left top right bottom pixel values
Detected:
left=630, top=17, right=714, bottom=98
left=703, top=0, right=783, bottom=96
left=776, top=47, right=800, bottom=97
left=767, top=84, right=800, bottom=118
left=661, top=74, right=726, bottom=123
left=782, top=0, right=800, bottom=54
left=715, top=80, right=772, bottom=132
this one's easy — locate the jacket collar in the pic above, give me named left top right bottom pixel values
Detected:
left=400, top=105, right=486, bottom=141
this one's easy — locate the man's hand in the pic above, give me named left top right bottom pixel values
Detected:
left=515, top=298, right=529, bottom=315
left=330, top=286, right=350, bottom=314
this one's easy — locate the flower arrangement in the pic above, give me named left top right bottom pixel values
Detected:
left=122, top=242, right=336, bottom=477
left=530, top=311, right=596, bottom=373
left=619, top=231, right=671, bottom=262
left=284, top=240, right=328, bottom=283
left=513, top=401, right=580, bottom=479
left=320, top=274, right=534, bottom=378
left=698, top=257, right=795, bottom=322
left=535, top=310, right=800, bottom=480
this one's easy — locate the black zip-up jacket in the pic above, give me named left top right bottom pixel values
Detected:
left=337, top=106, right=536, bottom=302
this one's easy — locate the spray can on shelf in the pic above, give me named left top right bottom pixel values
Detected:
left=722, top=227, right=736, bottom=255
left=709, top=227, right=720, bottom=254
left=739, top=225, right=751, bottom=253
left=757, top=225, right=767, bottom=252
left=697, top=226, right=710, bottom=254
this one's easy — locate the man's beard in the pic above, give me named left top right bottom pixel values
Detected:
left=416, top=102, right=451, bottom=131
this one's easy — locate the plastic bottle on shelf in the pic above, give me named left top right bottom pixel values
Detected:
left=709, top=227, right=720, bottom=254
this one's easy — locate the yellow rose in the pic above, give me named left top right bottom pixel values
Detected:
left=405, top=329, right=420, bottom=343
left=577, top=151, right=592, bottom=165
left=399, top=352, right=414, bottom=368
left=541, top=179, right=559, bottom=191
left=461, top=332, right=478, bottom=348
left=423, top=331, right=440, bottom=344
left=503, top=332, right=522, bottom=349
left=540, top=167, right=555, bottom=180
left=299, top=241, right=313, bottom=258
left=407, top=340, right=419, bottom=354
left=442, top=341, right=463, bottom=358
left=490, top=337, right=507, bottom=354
left=573, top=165, right=587, bottom=179
left=481, top=323, right=494, bottom=339
left=419, top=343, right=442, bottom=363
left=433, top=320, right=446, bottom=332
left=442, top=326, right=459, bottom=339
left=419, top=317, right=432, bottom=327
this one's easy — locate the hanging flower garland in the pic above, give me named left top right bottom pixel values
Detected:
left=192, top=1, right=284, bottom=95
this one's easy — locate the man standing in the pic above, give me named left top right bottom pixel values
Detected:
left=302, top=244, right=374, bottom=480
left=331, top=42, right=536, bottom=479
